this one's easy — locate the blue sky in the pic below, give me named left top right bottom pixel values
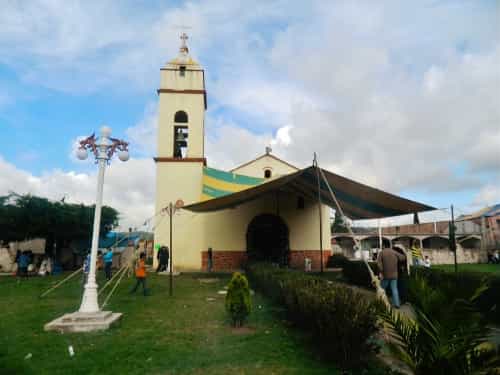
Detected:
left=0, top=0, right=499, bottom=229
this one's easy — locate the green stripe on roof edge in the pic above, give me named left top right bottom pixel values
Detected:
left=204, top=167, right=263, bottom=185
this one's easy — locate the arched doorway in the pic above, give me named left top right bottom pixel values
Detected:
left=246, top=214, right=289, bottom=265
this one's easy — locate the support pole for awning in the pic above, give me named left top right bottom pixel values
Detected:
left=313, top=154, right=324, bottom=273
left=318, top=167, right=390, bottom=307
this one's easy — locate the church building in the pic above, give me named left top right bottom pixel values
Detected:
left=154, top=35, right=331, bottom=271
left=154, top=34, right=434, bottom=271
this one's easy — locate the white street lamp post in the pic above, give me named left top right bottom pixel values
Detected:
left=44, top=126, right=129, bottom=332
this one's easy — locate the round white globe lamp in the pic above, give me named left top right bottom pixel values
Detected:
left=76, top=148, right=88, bottom=160
left=118, top=150, right=129, bottom=162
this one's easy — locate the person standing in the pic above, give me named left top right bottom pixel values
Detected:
left=411, top=240, right=423, bottom=266
left=103, top=248, right=113, bottom=281
left=377, top=247, right=406, bottom=309
left=18, top=251, right=29, bottom=277
left=156, top=246, right=169, bottom=273
left=392, top=245, right=409, bottom=305
left=131, top=252, right=148, bottom=296
left=207, top=247, right=213, bottom=272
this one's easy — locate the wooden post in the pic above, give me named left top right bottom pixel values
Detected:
left=314, top=154, right=324, bottom=273
left=452, top=205, right=457, bottom=273
left=169, top=202, right=173, bottom=296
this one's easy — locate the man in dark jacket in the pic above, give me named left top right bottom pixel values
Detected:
left=157, top=246, right=169, bottom=273
left=377, top=247, right=406, bottom=308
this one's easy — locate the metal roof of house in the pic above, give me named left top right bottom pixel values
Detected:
left=458, top=203, right=500, bottom=221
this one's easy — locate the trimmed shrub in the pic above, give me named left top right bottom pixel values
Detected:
left=326, top=253, right=348, bottom=268
left=225, top=272, right=251, bottom=326
left=246, top=263, right=380, bottom=369
left=412, top=267, right=500, bottom=324
left=342, top=260, right=379, bottom=288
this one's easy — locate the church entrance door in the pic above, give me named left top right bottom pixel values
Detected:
left=246, top=214, right=289, bottom=266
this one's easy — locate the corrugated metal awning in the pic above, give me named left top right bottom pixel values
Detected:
left=183, top=166, right=435, bottom=220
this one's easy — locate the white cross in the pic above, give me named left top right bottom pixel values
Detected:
left=180, top=33, right=188, bottom=47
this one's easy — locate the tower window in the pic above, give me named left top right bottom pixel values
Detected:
left=174, top=111, right=188, bottom=123
left=173, top=126, right=188, bottom=158
left=179, top=66, right=186, bottom=77
left=297, top=196, right=305, bottom=210
left=264, top=169, right=272, bottom=178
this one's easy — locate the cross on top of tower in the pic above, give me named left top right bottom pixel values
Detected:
left=180, top=32, right=188, bottom=45
left=167, top=29, right=199, bottom=67
left=179, top=32, right=189, bottom=54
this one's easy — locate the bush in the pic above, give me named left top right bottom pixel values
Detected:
left=326, top=253, right=348, bottom=268
left=342, top=260, right=379, bottom=288
left=381, top=274, right=499, bottom=374
left=225, top=272, right=251, bottom=327
left=411, top=267, right=500, bottom=324
left=246, top=263, right=380, bottom=369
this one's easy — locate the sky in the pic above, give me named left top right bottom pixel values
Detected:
left=0, top=0, right=499, bottom=230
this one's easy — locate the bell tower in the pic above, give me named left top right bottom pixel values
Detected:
left=154, top=33, right=206, bottom=270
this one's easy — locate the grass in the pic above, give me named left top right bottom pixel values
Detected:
left=433, top=263, right=500, bottom=274
left=0, top=271, right=341, bottom=375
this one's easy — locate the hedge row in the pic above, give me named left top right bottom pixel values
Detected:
left=342, top=260, right=379, bottom=288
left=246, top=263, right=380, bottom=369
left=412, top=267, right=500, bottom=324
left=326, top=253, right=349, bottom=268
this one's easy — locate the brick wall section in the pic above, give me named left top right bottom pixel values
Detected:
left=289, top=250, right=332, bottom=271
left=201, top=251, right=247, bottom=271
left=201, top=250, right=332, bottom=272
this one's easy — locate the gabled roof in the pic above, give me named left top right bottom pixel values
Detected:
left=183, top=166, right=435, bottom=220
left=230, top=153, right=299, bottom=173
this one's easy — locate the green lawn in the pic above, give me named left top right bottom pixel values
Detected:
left=434, top=264, right=500, bottom=274
left=0, top=272, right=340, bottom=375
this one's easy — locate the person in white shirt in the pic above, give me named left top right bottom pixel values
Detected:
left=423, top=256, right=431, bottom=268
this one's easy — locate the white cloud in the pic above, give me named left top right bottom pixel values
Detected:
left=125, top=102, right=158, bottom=157
left=1, top=0, right=499, bottom=223
left=271, top=125, right=292, bottom=147
left=0, top=155, right=155, bottom=231
left=474, top=183, right=500, bottom=207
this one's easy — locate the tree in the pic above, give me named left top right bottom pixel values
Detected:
left=331, top=210, right=348, bottom=233
left=0, top=193, right=119, bottom=254
left=225, top=272, right=252, bottom=327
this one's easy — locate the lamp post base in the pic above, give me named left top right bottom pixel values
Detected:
left=44, top=311, right=122, bottom=333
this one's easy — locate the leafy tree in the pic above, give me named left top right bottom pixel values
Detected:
left=331, top=210, right=348, bottom=233
left=0, top=193, right=119, bottom=254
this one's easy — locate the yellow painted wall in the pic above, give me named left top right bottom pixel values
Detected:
left=160, top=66, right=204, bottom=91
left=157, top=67, right=205, bottom=158
left=231, top=155, right=298, bottom=179
left=201, top=192, right=330, bottom=255
left=155, top=162, right=205, bottom=270
left=155, top=60, right=206, bottom=270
